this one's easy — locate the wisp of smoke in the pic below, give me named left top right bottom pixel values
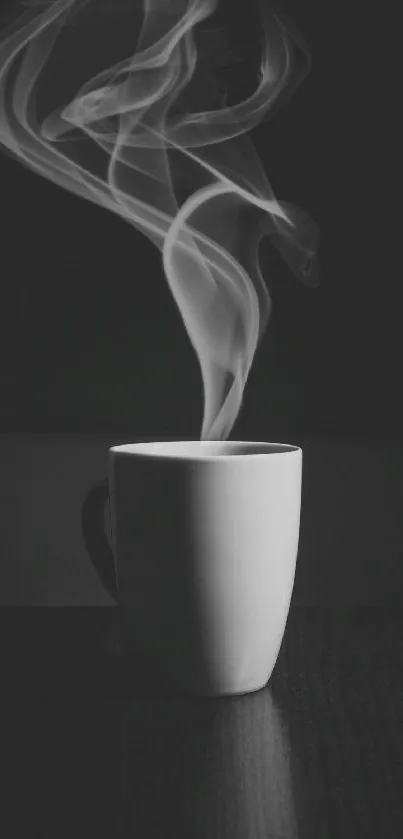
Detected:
left=0, top=0, right=319, bottom=439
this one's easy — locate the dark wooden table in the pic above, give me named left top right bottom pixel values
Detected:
left=1, top=607, right=402, bottom=838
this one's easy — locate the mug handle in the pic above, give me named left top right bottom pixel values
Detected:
left=81, top=478, right=118, bottom=604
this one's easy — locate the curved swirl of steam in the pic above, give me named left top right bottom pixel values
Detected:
left=0, top=0, right=319, bottom=440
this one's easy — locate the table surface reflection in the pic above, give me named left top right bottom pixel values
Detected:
left=1, top=606, right=402, bottom=839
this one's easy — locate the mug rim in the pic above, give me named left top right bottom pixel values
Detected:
left=109, top=440, right=302, bottom=460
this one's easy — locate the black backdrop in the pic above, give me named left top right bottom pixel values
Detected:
left=0, top=0, right=400, bottom=441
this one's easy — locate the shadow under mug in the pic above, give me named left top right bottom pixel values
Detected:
left=81, top=440, right=302, bottom=696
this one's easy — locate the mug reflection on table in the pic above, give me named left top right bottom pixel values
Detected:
left=115, top=687, right=298, bottom=838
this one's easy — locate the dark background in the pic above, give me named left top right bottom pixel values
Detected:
left=0, top=0, right=401, bottom=605
left=0, top=0, right=400, bottom=440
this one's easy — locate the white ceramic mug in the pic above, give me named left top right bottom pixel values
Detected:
left=82, top=440, right=302, bottom=696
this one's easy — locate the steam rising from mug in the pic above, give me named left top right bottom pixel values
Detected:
left=0, top=0, right=319, bottom=439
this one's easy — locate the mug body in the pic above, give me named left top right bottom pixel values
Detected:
left=109, top=441, right=302, bottom=696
